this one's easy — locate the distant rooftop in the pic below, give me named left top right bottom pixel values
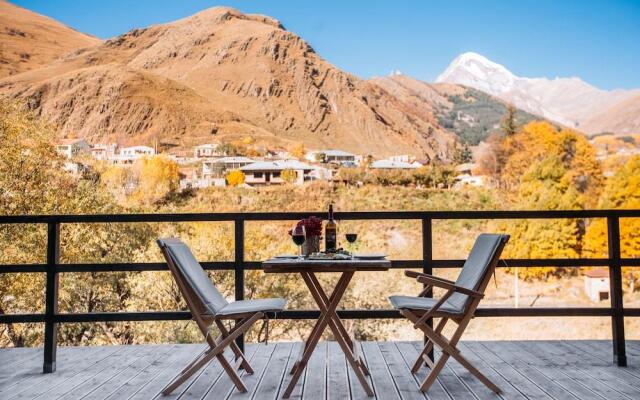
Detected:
left=206, top=156, right=254, bottom=164
left=313, top=149, right=355, bottom=157
left=370, top=159, right=418, bottom=169
left=240, top=160, right=314, bottom=171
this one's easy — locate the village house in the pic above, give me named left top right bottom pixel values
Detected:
left=388, top=155, right=410, bottom=163
left=201, top=157, right=254, bottom=180
left=240, top=160, right=315, bottom=186
left=109, top=145, right=156, bottom=164
left=453, top=162, right=488, bottom=188
left=90, top=144, right=118, bottom=161
left=306, top=149, right=358, bottom=165
left=193, top=144, right=221, bottom=158
left=584, top=269, right=610, bottom=302
left=55, top=138, right=90, bottom=159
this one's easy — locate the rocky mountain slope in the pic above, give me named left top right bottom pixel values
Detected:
left=0, top=7, right=458, bottom=158
left=436, top=52, right=640, bottom=135
left=371, top=74, right=536, bottom=145
left=0, top=0, right=100, bottom=78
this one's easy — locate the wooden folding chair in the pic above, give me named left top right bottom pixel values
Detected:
left=389, top=233, right=509, bottom=393
left=157, top=238, right=286, bottom=395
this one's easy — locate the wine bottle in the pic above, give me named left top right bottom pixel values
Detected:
left=325, top=204, right=337, bottom=253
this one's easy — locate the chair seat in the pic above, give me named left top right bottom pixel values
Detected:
left=217, top=298, right=287, bottom=316
left=388, top=295, right=464, bottom=315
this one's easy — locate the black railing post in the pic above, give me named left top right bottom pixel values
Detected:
left=607, top=216, right=626, bottom=367
left=43, top=222, right=60, bottom=373
left=234, top=218, right=245, bottom=352
left=422, top=217, right=434, bottom=361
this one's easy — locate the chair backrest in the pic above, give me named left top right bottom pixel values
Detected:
left=447, top=233, right=510, bottom=313
left=157, top=238, right=228, bottom=317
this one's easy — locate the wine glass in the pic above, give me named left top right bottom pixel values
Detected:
left=345, top=233, right=357, bottom=258
left=291, top=225, right=306, bottom=260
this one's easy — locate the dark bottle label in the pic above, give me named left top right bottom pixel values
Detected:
left=326, top=229, right=336, bottom=252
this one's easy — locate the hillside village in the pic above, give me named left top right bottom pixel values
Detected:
left=55, top=138, right=490, bottom=190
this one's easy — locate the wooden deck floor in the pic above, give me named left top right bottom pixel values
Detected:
left=0, top=340, right=639, bottom=399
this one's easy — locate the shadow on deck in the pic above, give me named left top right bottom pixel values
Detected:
left=0, top=340, right=639, bottom=400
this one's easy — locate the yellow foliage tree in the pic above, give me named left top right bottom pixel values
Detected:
left=226, top=169, right=245, bottom=186
left=499, top=121, right=603, bottom=204
left=132, top=156, right=179, bottom=205
left=0, top=99, right=156, bottom=347
left=583, top=155, right=640, bottom=289
left=281, top=169, right=298, bottom=184
left=289, top=142, right=306, bottom=159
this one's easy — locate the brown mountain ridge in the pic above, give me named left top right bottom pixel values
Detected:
left=0, top=6, right=460, bottom=158
left=0, top=0, right=100, bottom=78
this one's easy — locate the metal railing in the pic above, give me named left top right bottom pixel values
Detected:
left=0, top=210, right=638, bottom=373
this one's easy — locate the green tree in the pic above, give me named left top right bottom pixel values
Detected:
left=501, top=104, right=518, bottom=136
left=453, top=143, right=473, bottom=164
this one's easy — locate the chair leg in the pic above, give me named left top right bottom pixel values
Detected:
left=404, top=310, right=502, bottom=394
left=411, top=317, right=448, bottom=373
left=215, top=319, right=254, bottom=374
left=420, top=352, right=451, bottom=391
left=162, top=313, right=260, bottom=395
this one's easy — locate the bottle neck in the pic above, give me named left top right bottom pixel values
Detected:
left=328, top=204, right=334, bottom=221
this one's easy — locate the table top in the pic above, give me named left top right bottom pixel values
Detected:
left=262, top=257, right=391, bottom=273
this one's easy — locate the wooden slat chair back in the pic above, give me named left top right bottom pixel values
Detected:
left=389, top=233, right=509, bottom=393
left=157, top=238, right=286, bottom=396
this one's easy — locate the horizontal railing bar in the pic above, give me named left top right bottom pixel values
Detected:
left=622, top=258, right=640, bottom=266
left=0, top=264, right=47, bottom=273
left=0, top=314, right=46, bottom=323
left=5, top=307, right=638, bottom=323
left=0, top=258, right=615, bottom=273
left=1, top=209, right=639, bottom=224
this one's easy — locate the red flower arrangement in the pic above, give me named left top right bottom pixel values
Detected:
left=289, top=216, right=323, bottom=237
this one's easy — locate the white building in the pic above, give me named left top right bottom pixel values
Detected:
left=201, top=157, right=254, bottom=179
left=56, top=139, right=90, bottom=159
left=120, top=146, right=155, bottom=157
left=388, top=155, right=410, bottom=163
left=109, top=145, right=156, bottom=164
left=453, top=175, right=487, bottom=188
left=584, top=269, right=610, bottom=302
left=240, top=160, right=315, bottom=186
left=306, top=149, right=357, bottom=165
left=90, top=144, right=117, bottom=160
left=194, top=144, right=221, bottom=158
left=370, top=159, right=419, bottom=169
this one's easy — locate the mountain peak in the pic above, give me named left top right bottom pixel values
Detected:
left=179, top=6, right=285, bottom=30
left=436, top=52, right=515, bottom=94
left=435, top=52, right=639, bottom=131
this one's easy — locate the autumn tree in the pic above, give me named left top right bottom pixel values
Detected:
left=281, top=169, right=298, bottom=184
left=583, top=155, right=640, bottom=290
left=0, top=99, right=155, bottom=347
left=289, top=142, right=306, bottom=159
left=131, top=156, right=180, bottom=205
left=226, top=170, right=245, bottom=186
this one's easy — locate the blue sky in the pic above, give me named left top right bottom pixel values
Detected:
left=12, top=0, right=640, bottom=90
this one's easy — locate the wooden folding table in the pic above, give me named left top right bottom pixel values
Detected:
left=262, top=257, right=390, bottom=398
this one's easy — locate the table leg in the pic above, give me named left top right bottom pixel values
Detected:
left=301, top=272, right=374, bottom=396
left=282, top=272, right=352, bottom=399
left=289, top=272, right=348, bottom=374
left=305, top=273, right=370, bottom=377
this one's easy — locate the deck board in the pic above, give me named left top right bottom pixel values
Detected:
left=0, top=340, right=638, bottom=400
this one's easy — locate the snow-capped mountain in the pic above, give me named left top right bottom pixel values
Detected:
left=436, top=52, right=640, bottom=133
